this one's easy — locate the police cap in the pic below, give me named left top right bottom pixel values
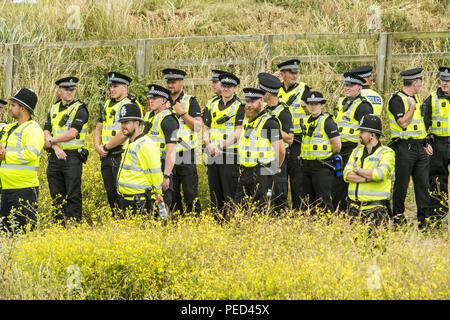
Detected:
left=257, top=72, right=282, bottom=94
left=9, top=88, right=38, bottom=115
left=277, top=59, right=300, bottom=73
left=219, top=72, right=240, bottom=87
left=350, top=65, right=373, bottom=78
left=439, top=67, right=450, bottom=81
left=147, top=84, right=171, bottom=100
left=399, top=68, right=423, bottom=80
left=108, top=72, right=132, bottom=85
left=0, top=99, right=7, bottom=108
left=118, top=102, right=143, bottom=123
left=162, top=68, right=186, bottom=81
left=305, top=91, right=326, bottom=104
left=358, top=114, right=383, bottom=135
left=55, top=76, right=78, bottom=90
left=211, top=69, right=227, bottom=82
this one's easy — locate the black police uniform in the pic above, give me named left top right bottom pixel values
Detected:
left=421, top=67, right=450, bottom=225
left=388, top=68, right=430, bottom=227
left=44, top=77, right=89, bottom=223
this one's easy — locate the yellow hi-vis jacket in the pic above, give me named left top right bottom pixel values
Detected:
left=143, top=109, right=179, bottom=157
left=278, top=82, right=309, bottom=135
left=343, top=144, right=395, bottom=210
left=176, top=94, right=198, bottom=152
left=300, top=113, right=333, bottom=160
left=209, top=98, right=242, bottom=150
left=117, top=135, right=163, bottom=200
left=0, top=120, right=44, bottom=189
left=388, top=91, right=427, bottom=140
left=334, top=96, right=372, bottom=144
left=429, top=90, right=449, bottom=137
left=50, top=100, right=87, bottom=150
left=101, top=96, right=143, bottom=145
left=361, top=88, right=383, bottom=116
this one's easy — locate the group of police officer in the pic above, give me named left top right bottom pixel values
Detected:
left=0, top=61, right=448, bottom=231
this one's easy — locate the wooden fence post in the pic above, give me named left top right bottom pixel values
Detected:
left=136, top=39, right=146, bottom=78
left=256, top=35, right=273, bottom=74
left=383, top=33, right=393, bottom=94
left=3, top=43, right=19, bottom=98
left=375, top=32, right=387, bottom=93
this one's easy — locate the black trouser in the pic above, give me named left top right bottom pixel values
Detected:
left=207, top=162, right=240, bottom=211
left=0, top=186, right=39, bottom=231
left=428, top=136, right=449, bottom=225
left=288, top=141, right=302, bottom=210
left=348, top=204, right=389, bottom=229
left=272, top=148, right=289, bottom=212
left=233, top=165, right=275, bottom=212
left=47, top=151, right=82, bottom=222
left=172, top=162, right=201, bottom=215
left=392, top=139, right=431, bottom=226
left=332, top=143, right=356, bottom=212
left=100, top=151, right=122, bottom=215
left=121, top=197, right=155, bottom=217
left=298, top=159, right=334, bottom=213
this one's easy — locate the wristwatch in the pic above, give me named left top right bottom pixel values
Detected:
left=103, top=144, right=109, bottom=152
left=163, top=174, right=170, bottom=179
left=48, top=138, right=53, bottom=145
left=354, top=166, right=360, bottom=174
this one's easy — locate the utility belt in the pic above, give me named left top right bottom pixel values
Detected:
left=433, top=135, right=450, bottom=142
left=107, top=146, right=123, bottom=157
left=121, top=193, right=147, bottom=201
left=48, top=147, right=89, bottom=164
left=240, top=162, right=277, bottom=175
left=299, top=158, right=330, bottom=168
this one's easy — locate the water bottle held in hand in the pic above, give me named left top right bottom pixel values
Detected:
left=158, top=201, right=168, bottom=220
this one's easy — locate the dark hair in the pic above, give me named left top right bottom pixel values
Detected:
left=403, top=78, right=421, bottom=87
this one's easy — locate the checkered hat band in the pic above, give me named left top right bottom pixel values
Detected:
left=307, top=97, right=325, bottom=103
left=280, top=64, right=299, bottom=71
left=108, top=77, right=129, bottom=85
left=402, top=74, right=422, bottom=80
left=259, top=83, right=279, bottom=94
left=245, top=92, right=264, bottom=99
left=358, top=72, right=371, bottom=78
left=220, top=77, right=238, bottom=86
left=165, top=74, right=184, bottom=80
left=58, top=82, right=76, bottom=87
left=148, top=90, right=169, bottom=99
left=344, top=77, right=363, bottom=85
left=440, top=70, right=450, bottom=80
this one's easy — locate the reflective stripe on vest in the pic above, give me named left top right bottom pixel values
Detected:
left=300, top=114, right=333, bottom=160
left=50, top=101, right=87, bottom=150
left=210, top=98, right=241, bottom=149
left=388, top=92, right=427, bottom=140
left=278, top=83, right=308, bottom=134
left=144, top=109, right=178, bottom=155
left=430, top=91, right=449, bottom=136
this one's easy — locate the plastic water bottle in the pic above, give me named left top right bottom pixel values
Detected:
left=266, top=189, right=272, bottom=199
left=158, top=202, right=168, bottom=220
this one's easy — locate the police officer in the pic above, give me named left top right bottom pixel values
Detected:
left=332, top=72, right=374, bottom=212
left=43, top=76, right=89, bottom=223
left=116, top=102, right=163, bottom=216
left=0, top=99, right=7, bottom=128
left=202, top=69, right=226, bottom=121
left=350, top=65, right=384, bottom=116
left=258, top=72, right=293, bottom=212
left=162, top=68, right=202, bottom=215
left=275, top=59, right=311, bottom=210
left=344, top=114, right=395, bottom=228
left=234, top=87, right=285, bottom=212
left=422, top=66, right=449, bottom=227
left=299, top=91, right=341, bottom=213
left=94, top=72, right=143, bottom=215
left=144, top=84, right=179, bottom=210
left=203, top=72, right=245, bottom=211
left=0, top=88, right=44, bottom=230
left=388, top=68, right=433, bottom=229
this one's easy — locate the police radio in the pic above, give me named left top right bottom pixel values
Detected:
left=58, top=114, right=70, bottom=127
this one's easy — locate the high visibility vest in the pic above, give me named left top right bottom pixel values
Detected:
left=209, top=98, right=242, bottom=150
left=101, top=96, right=143, bottom=145
left=0, top=122, right=6, bottom=129
left=50, top=100, right=87, bottom=150
left=300, top=113, right=333, bottom=160
left=278, top=82, right=308, bottom=135
left=0, top=120, right=44, bottom=189
left=204, top=95, right=220, bottom=114
left=117, top=135, right=163, bottom=200
left=429, top=90, right=449, bottom=137
left=361, top=88, right=383, bottom=116
left=344, top=144, right=395, bottom=208
left=388, top=91, right=427, bottom=140
left=176, top=94, right=198, bottom=152
left=334, top=96, right=371, bottom=143
left=143, top=109, right=178, bottom=156
left=238, top=112, right=278, bottom=167
left=268, top=102, right=291, bottom=148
